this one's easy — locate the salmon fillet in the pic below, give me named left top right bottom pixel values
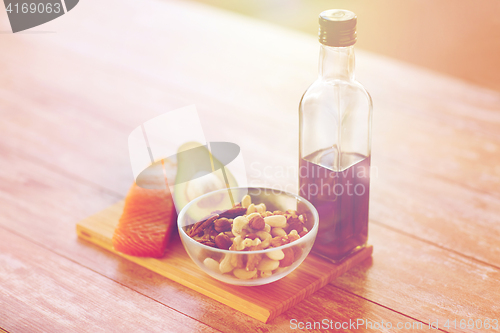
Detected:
left=112, top=183, right=176, bottom=258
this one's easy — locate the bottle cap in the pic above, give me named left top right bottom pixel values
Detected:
left=319, top=9, right=357, bottom=47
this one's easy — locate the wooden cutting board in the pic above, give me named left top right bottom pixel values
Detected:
left=76, top=201, right=373, bottom=323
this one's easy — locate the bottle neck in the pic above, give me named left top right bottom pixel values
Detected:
left=318, top=44, right=355, bottom=81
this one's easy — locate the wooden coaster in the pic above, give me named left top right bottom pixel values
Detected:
left=76, top=201, right=373, bottom=323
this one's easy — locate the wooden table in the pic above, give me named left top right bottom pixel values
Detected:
left=1, top=0, right=500, bottom=331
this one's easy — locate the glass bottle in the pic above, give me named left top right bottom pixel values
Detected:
left=299, top=9, right=372, bottom=262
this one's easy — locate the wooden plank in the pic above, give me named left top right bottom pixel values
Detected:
left=76, top=200, right=373, bottom=323
left=2, top=42, right=500, bottom=271
left=73, top=236, right=424, bottom=332
left=333, top=223, right=500, bottom=333
left=0, top=227, right=217, bottom=333
left=3, top=90, right=500, bottom=272
left=1, top=0, right=499, bottom=209
left=1, top=0, right=499, bottom=199
left=0, top=145, right=428, bottom=332
left=273, top=285, right=432, bottom=333
left=0, top=144, right=405, bottom=331
left=370, top=95, right=500, bottom=197
left=369, top=162, right=500, bottom=267
left=1, top=0, right=499, bottom=330
left=1, top=140, right=498, bottom=330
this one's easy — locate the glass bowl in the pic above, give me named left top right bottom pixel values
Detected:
left=177, top=187, right=319, bottom=286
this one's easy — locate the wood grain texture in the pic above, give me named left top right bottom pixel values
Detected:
left=0, top=228, right=217, bottom=333
left=0, top=144, right=410, bottom=331
left=1, top=132, right=498, bottom=331
left=333, top=223, right=500, bottom=332
left=76, top=201, right=373, bottom=323
left=191, top=0, right=500, bottom=92
left=0, top=0, right=498, bottom=198
left=0, top=0, right=499, bottom=331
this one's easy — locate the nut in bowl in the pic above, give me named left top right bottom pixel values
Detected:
left=178, top=187, right=319, bottom=286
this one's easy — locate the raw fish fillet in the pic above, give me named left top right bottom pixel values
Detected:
left=112, top=183, right=176, bottom=257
